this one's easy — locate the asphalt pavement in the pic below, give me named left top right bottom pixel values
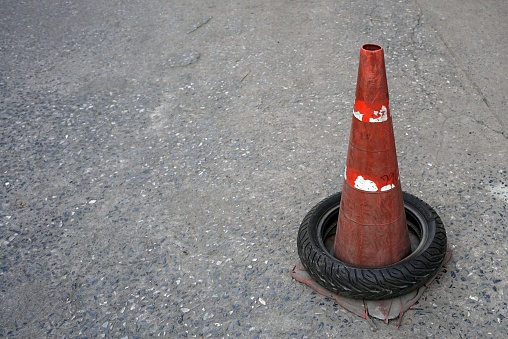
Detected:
left=1, top=0, right=507, bottom=337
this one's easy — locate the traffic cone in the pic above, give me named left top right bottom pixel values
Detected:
left=333, top=44, right=411, bottom=267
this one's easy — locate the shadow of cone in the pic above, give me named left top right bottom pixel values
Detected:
left=334, top=44, right=411, bottom=267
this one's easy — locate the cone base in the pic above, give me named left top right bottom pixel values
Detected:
left=334, top=183, right=411, bottom=267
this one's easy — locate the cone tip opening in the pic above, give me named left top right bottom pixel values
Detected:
left=362, top=44, right=382, bottom=52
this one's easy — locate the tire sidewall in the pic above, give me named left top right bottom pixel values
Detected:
left=297, top=191, right=447, bottom=300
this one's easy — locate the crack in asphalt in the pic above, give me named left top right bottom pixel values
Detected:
left=413, top=0, right=507, bottom=139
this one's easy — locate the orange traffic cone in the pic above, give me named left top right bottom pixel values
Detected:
left=333, top=44, right=411, bottom=267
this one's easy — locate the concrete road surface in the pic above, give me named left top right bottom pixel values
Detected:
left=1, top=0, right=507, bottom=337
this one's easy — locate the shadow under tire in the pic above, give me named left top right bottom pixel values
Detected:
left=297, top=191, right=447, bottom=300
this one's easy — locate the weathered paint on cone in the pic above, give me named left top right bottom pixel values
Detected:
left=333, top=44, right=411, bottom=267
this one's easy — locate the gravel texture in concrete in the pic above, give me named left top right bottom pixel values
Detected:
left=1, top=0, right=507, bottom=337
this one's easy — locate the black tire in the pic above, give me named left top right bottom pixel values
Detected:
left=297, top=191, right=447, bottom=300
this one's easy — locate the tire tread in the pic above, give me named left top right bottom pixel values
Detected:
left=297, top=191, right=448, bottom=300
